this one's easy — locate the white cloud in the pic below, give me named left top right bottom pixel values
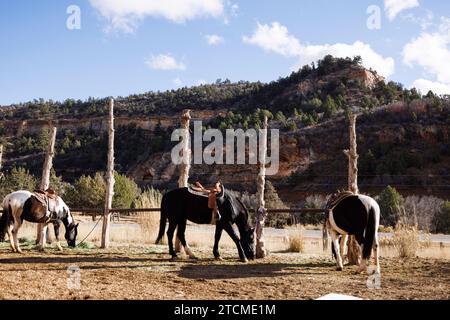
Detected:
left=384, top=0, right=419, bottom=21
left=296, top=41, right=395, bottom=78
left=243, top=22, right=302, bottom=57
left=243, top=22, right=395, bottom=78
left=173, top=77, right=183, bottom=86
left=145, top=54, right=186, bottom=71
left=205, top=34, right=224, bottom=45
left=89, top=0, right=224, bottom=33
left=403, top=17, right=450, bottom=94
left=197, top=79, right=207, bottom=85
left=403, top=10, right=434, bottom=30
left=411, top=79, right=450, bottom=95
left=230, top=3, right=239, bottom=16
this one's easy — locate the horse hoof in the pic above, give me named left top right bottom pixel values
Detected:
left=336, top=266, right=343, bottom=271
left=171, top=255, right=180, bottom=261
left=189, top=255, right=199, bottom=260
left=240, top=258, right=248, bottom=263
left=356, top=269, right=365, bottom=274
left=215, top=256, right=223, bottom=261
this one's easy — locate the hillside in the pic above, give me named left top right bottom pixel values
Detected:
left=0, top=56, right=449, bottom=198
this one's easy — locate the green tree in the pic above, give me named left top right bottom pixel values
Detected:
left=113, top=172, right=140, bottom=208
left=48, top=169, right=71, bottom=196
left=275, top=111, right=286, bottom=122
left=432, top=201, right=450, bottom=234
left=323, top=95, right=337, bottom=118
left=37, top=128, right=50, bottom=151
left=0, top=167, right=37, bottom=200
left=0, top=167, right=37, bottom=196
left=67, top=173, right=106, bottom=208
left=264, top=180, right=289, bottom=228
left=378, top=185, right=404, bottom=227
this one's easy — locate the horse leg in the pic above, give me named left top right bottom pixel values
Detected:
left=176, top=221, right=197, bottom=259
left=355, top=234, right=367, bottom=274
left=223, top=223, right=247, bottom=262
left=373, top=234, right=380, bottom=274
left=213, top=225, right=224, bottom=260
left=12, top=219, right=23, bottom=254
left=7, top=224, right=16, bottom=252
left=38, top=224, right=49, bottom=252
left=330, top=230, right=343, bottom=271
left=166, top=221, right=178, bottom=259
left=53, top=220, right=63, bottom=251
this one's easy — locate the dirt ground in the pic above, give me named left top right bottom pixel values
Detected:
left=0, top=244, right=449, bottom=300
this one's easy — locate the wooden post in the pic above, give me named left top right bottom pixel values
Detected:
left=0, top=145, right=3, bottom=179
left=101, top=98, right=115, bottom=249
left=343, top=114, right=360, bottom=265
left=255, top=116, right=268, bottom=259
left=175, top=110, right=191, bottom=252
left=178, top=110, right=191, bottom=188
left=36, top=127, right=57, bottom=244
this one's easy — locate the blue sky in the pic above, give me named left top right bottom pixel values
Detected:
left=1, top=0, right=449, bottom=105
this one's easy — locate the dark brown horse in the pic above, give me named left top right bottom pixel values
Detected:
left=156, top=185, right=255, bottom=262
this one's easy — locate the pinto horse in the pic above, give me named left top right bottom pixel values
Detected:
left=156, top=185, right=255, bottom=262
left=324, top=192, right=380, bottom=274
left=0, top=190, right=78, bottom=252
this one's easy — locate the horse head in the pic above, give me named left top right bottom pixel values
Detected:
left=240, top=226, right=255, bottom=260
left=49, top=196, right=78, bottom=247
left=235, top=197, right=255, bottom=260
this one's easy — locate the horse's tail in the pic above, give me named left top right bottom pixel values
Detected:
left=155, top=194, right=168, bottom=244
left=322, top=210, right=331, bottom=254
left=362, top=205, right=377, bottom=260
left=0, top=202, right=11, bottom=242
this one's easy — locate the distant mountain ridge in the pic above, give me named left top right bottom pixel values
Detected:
left=0, top=56, right=448, bottom=198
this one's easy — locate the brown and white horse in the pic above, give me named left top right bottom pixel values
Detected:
left=324, top=193, right=380, bottom=274
left=0, top=190, right=78, bottom=252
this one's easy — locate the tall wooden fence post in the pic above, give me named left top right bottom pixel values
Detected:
left=178, top=110, right=191, bottom=188
left=344, top=114, right=360, bottom=265
left=175, top=110, right=191, bottom=253
left=36, top=127, right=57, bottom=245
left=255, top=116, right=268, bottom=259
left=0, top=144, right=3, bottom=178
left=101, top=98, right=115, bottom=249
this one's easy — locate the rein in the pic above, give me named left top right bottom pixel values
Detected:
left=76, top=215, right=102, bottom=248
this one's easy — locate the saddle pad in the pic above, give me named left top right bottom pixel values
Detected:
left=187, top=186, right=210, bottom=198
left=325, top=191, right=355, bottom=211
left=32, top=190, right=48, bottom=206
left=187, top=184, right=225, bottom=199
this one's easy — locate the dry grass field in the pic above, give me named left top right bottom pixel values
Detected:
left=0, top=215, right=449, bottom=300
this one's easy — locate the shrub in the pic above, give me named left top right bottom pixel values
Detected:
left=0, top=167, right=37, bottom=200
left=265, top=181, right=290, bottom=228
left=432, top=201, right=450, bottom=234
left=287, top=226, right=305, bottom=253
left=67, top=172, right=106, bottom=208
left=404, top=195, right=444, bottom=232
left=134, top=187, right=163, bottom=209
left=378, top=186, right=404, bottom=227
left=113, top=172, right=140, bottom=208
left=391, top=223, right=420, bottom=258
left=298, top=194, right=327, bottom=225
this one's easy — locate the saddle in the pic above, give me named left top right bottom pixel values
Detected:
left=30, top=189, right=58, bottom=223
left=188, top=182, right=223, bottom=224
left=325, top=190, right=355, bottom=212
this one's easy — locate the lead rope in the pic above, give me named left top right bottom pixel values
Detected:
left=76, top=215, right=102, bottom=248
